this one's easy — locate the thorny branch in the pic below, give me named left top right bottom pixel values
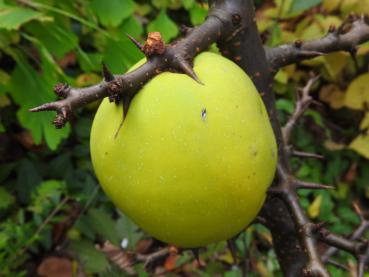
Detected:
left=29, top=0, right=369, bottom=276
left=266, top=14, right=369, bottom=71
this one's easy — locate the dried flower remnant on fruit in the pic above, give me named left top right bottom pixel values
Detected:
left=143, top=32, right=166, bottom=57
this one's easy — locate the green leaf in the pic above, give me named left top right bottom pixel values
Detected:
left=26, top=22, right=78, bottom=59
left=69, top=240, right=109, bottom=273
left=189, top=3, right=207, bottom=25
left=147, top=9, right=179, bottom=42
left=119, top=16, right=143, bottom=39
left=0, top=2, right=42, bottom=30
left=91, top=0, right=134, bottom=27
left=85, top=208, right=120, bottom=245
left=103, top=37, right=144, bottom=74
left=290, top=0, right=322, bottom=13
left=0, top=187, right=14, bottom=210
left=16, top=159, right=42, bottom=204
left=182, top=0, right=195, bottom=9
left=8, top=51, right=70, bottom=150
left=116, top=213, right=142, bottom=250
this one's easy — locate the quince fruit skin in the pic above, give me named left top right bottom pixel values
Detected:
left=90, top=52, right=277, bottom=248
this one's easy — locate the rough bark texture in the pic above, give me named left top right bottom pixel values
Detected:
left=30, top=1, right=369, bottom=276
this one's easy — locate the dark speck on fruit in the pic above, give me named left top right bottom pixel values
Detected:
left=201, top=108, right=207, bottom=121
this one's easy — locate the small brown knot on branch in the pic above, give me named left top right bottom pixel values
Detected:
left=232, top=14, right=241, bottom=26
left=142, top=32, right=166, bottom=57
left=54, top=83, right=70, bottom=99
left=294, top=39, right=303, bottom=48
left=328, top=24, right=336, bottom=33
left=107, top=79, right=123, bottom=103
left=53, top=112, right=67, bottom=129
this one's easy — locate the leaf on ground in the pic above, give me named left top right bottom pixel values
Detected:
left=37, top=257, right=72, bottom=277
left=69, top=240, right=109, bottom=274
left=96, top=241, right=136, bottom=275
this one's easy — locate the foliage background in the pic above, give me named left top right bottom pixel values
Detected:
left=0, top=0, right=368, bottom=276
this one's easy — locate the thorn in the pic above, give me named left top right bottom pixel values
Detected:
left=29, top=102, right=57, bottom=112
left=114, top=95, right=132, bottom=139
left=291, top=149, right=325, bottom=160
left=227, top=238, right=238, bottom=265
left=295, top=180, right=334, bottom=190
left=298, top=50, right=324, bottom=58
left=102, top=62, right=114, bottom=82
left=126, top=33, right=144, bottom=52
left=177, top=60, right=204, bottom=85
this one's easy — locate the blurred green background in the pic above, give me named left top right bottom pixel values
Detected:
left=0, top=0, right=369, bottom=276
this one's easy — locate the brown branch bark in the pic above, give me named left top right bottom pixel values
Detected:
left=266, top=14, right=369, bottom=71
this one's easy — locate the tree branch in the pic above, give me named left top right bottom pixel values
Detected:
left=266, top=14, right=369, bottom=71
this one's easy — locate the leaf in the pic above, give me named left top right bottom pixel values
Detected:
left=115, top=213, right=141, bottom=250
left=290, top=0, right=322, bottom=13
left=308, top=194, right=322, bottom=218
left=349, top=133, right=369, bottom=159
left=119, top=16, right=143, bottom=39
left=360, top=113, right=369, bottom=130
left=26, top=22, right=78, bottom=59
left=91, top=0, right=134, bottom=27
left=85, top=208, right=120, bottom=245
left=0, top=187, right=14, bottom=210
left=16, top=159, right=42, bottom=204
left=319, top=84, right=345, bottom=109
left=0, top=2, right=43, bottom=30
left=345, top=73, right=369, bottom=110
left=189, top=3, right=207, bottom=25
left=147, top=10, right=179, bottom=42
left=69, top=240, right=109, bottom=273
left=103, top=37, right=144, bottom=74
left=8, top=51, right=70, bottom=150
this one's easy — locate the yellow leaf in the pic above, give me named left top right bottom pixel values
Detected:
left=360, top=113, right=369, bottom=130
left=322, top=0, right=342, bottom=12
left=319, top=84, right=345, bottom=109
left=349, top=133, right=369, bottom=159
left=274, top=69, right=289, bottom=84
left=324, top=140, right=346, bottom=151
left=345, top=73, right=369, bottom=110
left=322, top=52, right=349, bottom=80
left=308, top=194, right=323, bottom=218
left=76, top=73, right=102, bottom=87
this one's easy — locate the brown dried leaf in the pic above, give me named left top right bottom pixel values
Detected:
left=37, top=257, right=73, bottom=277
left=96, top=241, right=136, bottom=275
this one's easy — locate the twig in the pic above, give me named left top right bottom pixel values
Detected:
left=282, top=75, right=319, bottom=144
left=266, top=14, right=369, bottom=71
